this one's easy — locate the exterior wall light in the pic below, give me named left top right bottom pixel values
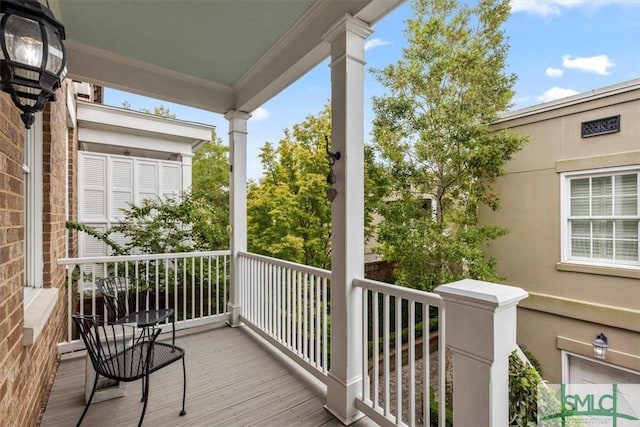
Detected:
left=592, top=332, right=608, bottom=359
left=0, top=0, right=66, bottom=128
left=325, top=136, right=340, bottom=203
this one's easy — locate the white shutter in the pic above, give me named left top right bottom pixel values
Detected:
left=110, top=158, right=133, bottom=220
left=80, top=154, right=106, bottom=221
left=161, top=163, right=181, bottom=198
left=80, top=224, right=108, bottom=257
left=137, top=161, right=158, bottom=203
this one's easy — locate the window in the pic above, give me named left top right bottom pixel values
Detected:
left=563, top=167, right=639, bottom=268
left=24, top=114, right=43, bottom=294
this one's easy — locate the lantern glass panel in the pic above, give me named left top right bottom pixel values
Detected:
left=5, top=15, right=43, bottom=67
left=44, top=25, right=63, bottom=74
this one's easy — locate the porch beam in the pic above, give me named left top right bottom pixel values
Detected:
left=323, top=14, right=372, bottom=425
left=226, top=110, right=251, bottom=327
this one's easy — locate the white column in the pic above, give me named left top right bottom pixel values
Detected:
left=225, top=110, right=251, bottom=327
left=180, top=152, right=193, bottom=192
left=435, top=279, right=528, bottom=427
left=322, top=15, right=372, bottom=425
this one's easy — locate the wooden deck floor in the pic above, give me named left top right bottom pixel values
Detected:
left=41, top=325, right=376, bottom=427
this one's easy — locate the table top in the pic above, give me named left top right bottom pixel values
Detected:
left=117, top=308, right=174, bottom=327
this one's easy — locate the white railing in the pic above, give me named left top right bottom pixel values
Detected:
left=237, top=251, right=330, bottom=381
left=354, top=278, right=447, bottom=427
left=58, top=250, right=231, bottom=352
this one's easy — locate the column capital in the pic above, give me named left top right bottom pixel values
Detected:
left=436, top=279, right=528, bottom=311
left=322, top=14, right=373, bottom=44
left=224, top=110, right=251, bottom=122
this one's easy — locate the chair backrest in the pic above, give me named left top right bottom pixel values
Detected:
left=96, top=277, right=147, bottom=321
left=72, top=315, right=158, bottom=381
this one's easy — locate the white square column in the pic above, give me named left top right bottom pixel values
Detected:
left=322, top=14, right=372, bottom=425
left=226, top=110, right=251, bottom=327
left=435, top=279, right=528, bottom=427
left=180, top=152, right=193, bottom=191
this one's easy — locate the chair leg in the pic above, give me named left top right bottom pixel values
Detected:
left=180, top=356, right=186, bottom=416
left=140, top=374, right=147, bottom=402
left=171, top=316, right=176, bottom=348
left=138, top=373, right=151, bottom=427
left=76, top=373, right=99, bottom=427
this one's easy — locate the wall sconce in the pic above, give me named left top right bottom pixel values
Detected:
left=592, top=332, right=608, bottom=359
left=325, top=136, right=340, bottom=202
left=0, top=0, right=67, bottom=128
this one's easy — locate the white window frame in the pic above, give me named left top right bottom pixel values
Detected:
left=561, top=165, right=640, bottom=270
left=24, top=114, right=44, bottom=290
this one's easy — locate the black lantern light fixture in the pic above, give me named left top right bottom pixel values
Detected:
left=325, top=136, right=340, bottom=202
left=592, top=332, right=609, bottom=360
left=0, top=0, right=66, bottom=128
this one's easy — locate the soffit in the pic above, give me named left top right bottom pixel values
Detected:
left=49, top=0, right=403, bottom=114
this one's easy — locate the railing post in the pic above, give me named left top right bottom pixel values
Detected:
left=435, top=279, right=528, bottom=427
left=226, top=110, right=251, bottom=327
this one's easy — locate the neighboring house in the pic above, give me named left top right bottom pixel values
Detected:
left=0, top=81, right=212, bottom=426
left=482, top=78, right=640, bottom=385
left=74, top=98, right=212, bottom=258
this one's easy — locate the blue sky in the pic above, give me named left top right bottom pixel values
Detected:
left=103, top=0, right=640, bottom=180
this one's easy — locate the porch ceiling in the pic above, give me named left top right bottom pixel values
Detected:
left=49, top=0, right=404, bottom=114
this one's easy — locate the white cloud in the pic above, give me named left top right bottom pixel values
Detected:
left=251, top=107, right=270, bottom=121
left=512, top=95, right=531, bottom=106
left=364, top=38, right=390, bottom=51
left=546, top=67, right=564, bottom=77
left=562, top=54, right=615, bottom=75
left=510, top=0, right=601, bottom=17
left=536, top=87, right=580, bottom=102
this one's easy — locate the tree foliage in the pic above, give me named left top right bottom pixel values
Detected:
left=192, top=134, right=229, bottom=244
left=247, top=105, right=333, bottom=268
left=371, top=0, right=527, bottom=290
left=247, top=104, right=386, bottom=268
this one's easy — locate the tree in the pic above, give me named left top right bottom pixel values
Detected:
left=139, top=104, right=176, bottom=119
left=247, top=104, right=386, bottom=268
left=248, top=105, right=333, bottom=268
left=371, top=0, right=527, bottom=290
left=120, top=100, right=177, bottom=119
left=191, top=133, right=229, bottom=249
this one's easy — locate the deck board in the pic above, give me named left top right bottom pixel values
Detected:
left=41, top=325, right=376, bottom=427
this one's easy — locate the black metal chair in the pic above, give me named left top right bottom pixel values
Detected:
left=72, top=315, right=186, bottom=427
left=96, top=276, right=176, bottom=346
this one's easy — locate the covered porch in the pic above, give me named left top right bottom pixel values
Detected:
left=43, top=1, right=528, bottom=425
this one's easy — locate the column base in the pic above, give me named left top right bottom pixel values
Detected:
left=324, top=372, right=364, bottom=425
left=226, top=302, right=241, bottom=327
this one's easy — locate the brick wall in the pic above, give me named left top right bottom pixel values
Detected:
left=0, top=84, right=71, bottom=426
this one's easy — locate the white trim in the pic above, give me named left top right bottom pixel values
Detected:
left=562, top=350, right=640, bottom=382
left=24, top=114, right=44, bottom=288
left=560, top=165, right=640, bottom=270
left=496, top=78, right=640, bottom=123
left=23, top=288, right=59, bottom=346
left=66, top=41, right=234, bottom=94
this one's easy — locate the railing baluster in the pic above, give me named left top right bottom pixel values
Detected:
left=287, top=267, right=292, bottom=349
left=409, top=300, right=416, bottom=427
left=309, top=274, right=315, bottom=365
left=315, top=275, right=320, bottom=368
left=423, top=303, right=429, bottom=427
left=362, top=288, right=369, bottom=403
left=438, top=306, right=446, bottom=427
left=322, top=276, right=328, bottom=373
left=297, top=270, right=302, bottom=356
left=383, top=293, right=390, bottom=417
left=373, top=290, right=379, bottom=409
left=199, top=257, right=203, bottom=318
left=396, top=296, right=403, bottom=424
